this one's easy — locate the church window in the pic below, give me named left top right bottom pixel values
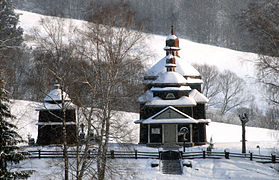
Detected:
left=151, top=128, right=160, bottom=134
left=166, top=93, right=175, bottom=99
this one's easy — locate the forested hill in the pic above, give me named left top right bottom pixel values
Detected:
left=15, top=0, right=259, bottom=53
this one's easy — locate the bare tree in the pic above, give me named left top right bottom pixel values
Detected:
left=240, top=0, right=279, bottom=105
left=192, top=64, right=220, bottom=106
left=217, top=70, right=248, bottom=115
left=72, top=2, right=145, bottom=179
left=29, top=1, right=145, bottom=179
left=30, top=16, right=80, bottom=180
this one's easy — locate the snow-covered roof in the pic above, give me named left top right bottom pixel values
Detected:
left=44, top=88, right=71, bottom=102
left=153, top=71, right=187, bottom=85
left=164, top=46, right=180, bottom=50
left=187, top=77, right=203, bottom=84
left=189, top=89, right=209, bottom=103
left=36, top=102, right=76, bottom=111
left=36, top=122, right=76, bottom=125
left=145, top=96, right=196, bottom=107
left=144, top=56, right=200, bottom=79
left=166, top=34, right=177, bottom=40
left=135, top=106, right=210, bottom=124
left=137, top=90, right=153, bottom=103
left=151, top=86, right=191, bottom=92
left=197, top=119, right=211, bottom=123
left=142, top=118, right=196, bottom=124
left=166, top=54, right=175, bottom=59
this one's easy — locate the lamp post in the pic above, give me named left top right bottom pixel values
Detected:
left=179, top=127, right=189, bottom=152
left=239, top=113, right=249, bottom=154
left=256, top=145, right=260, bottom=155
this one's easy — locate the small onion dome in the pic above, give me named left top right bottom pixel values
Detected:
left=165, top=26, right=180, bottom=50
left=153, top=71, right=187, bottom=86
left=44, top=83, right=71, bottom=102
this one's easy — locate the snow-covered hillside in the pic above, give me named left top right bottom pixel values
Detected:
left=16, top=10, right=265, bottom=110
left=16, top=10, right=257, bottom=78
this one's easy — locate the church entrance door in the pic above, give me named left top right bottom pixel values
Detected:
left=164, top=124, right=176, bottom=143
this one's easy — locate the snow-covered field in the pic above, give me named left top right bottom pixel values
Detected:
left=10, top=100, right=279, bottom=179
left=11, top=10, right=279, bottom=179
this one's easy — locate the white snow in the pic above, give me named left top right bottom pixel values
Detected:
left=143, top=118, right=197, bottom=124
left=166, top=34, right=178, bottom=40
left=36, top=102, right=75, bottom=110
left=12, top=10, right=279, bottom=179
left=8, top=100, right=279, bottom=179
left=145, top=56, right=201, bottom=79
left=146, top=96, right=197, bottom=106
left=36, top=122, right=76, bottom=125
left=189, top=89, right=209, bottom=103
left=187, top=77, right=203, bottom=84
left=44, top=88, right=71, bottom=102
left=137, top=90, right=153, bottom=103
left=153, top=71, right=187, bottom=85
left=164, top=46, right=180, bottom=50
left=151, top=86, right=191, bottom=92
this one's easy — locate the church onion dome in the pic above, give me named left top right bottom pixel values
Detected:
left=145, top=96, right=196, bottom=107
left=144, top=56, right=200, bottom=82
left=44, top=83, right=71, bottom=102
left=189, top=89, right=209, bottom=103
left=165, top=26, right=180, bottom=50
left=152, top=71, right=187, bottom=86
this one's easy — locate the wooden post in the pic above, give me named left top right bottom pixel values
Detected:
left=241, top=122, right=246, bottom=154
left=239, top=113, right=249, bottom=154
left=111, top=150, right=115, bottom=159
left=135, top=150, right=138, bottom=159
left=225, top=150, right=229, bottom=159
left=203, top=150, right=206, bottom=159
left=38, top=150, right=41, bottom=159
left=271, top=154, right=276, bottom=163
left=250, top=152, right=253, bottom=161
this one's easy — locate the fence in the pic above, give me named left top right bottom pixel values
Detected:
left=24, top=150, right=278, bottom=163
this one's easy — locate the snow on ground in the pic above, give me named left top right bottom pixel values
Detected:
left=9, top=100, right=279, bottom=179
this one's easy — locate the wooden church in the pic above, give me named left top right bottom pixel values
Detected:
left=135, top=27, right=210, bottom=146
left=36, top=83, right=77, bottom=145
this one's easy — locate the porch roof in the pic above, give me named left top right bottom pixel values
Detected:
left=134, top=106, right=211, bottom=124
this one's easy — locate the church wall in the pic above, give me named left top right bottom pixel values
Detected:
left=140, top=106, right=165, bottom=119
left=139, top=124, right=148, bottom=144
left=150, top=124, right=162, bottom=143
left=189, top=84, right=201, bottom=92
left=37, top=125, right=77, bottom=145
left=193, top=104, right=206, bottom=119
left=176, top=107, right=193, bottom=117
left=39, top=109, right=76, bottom=122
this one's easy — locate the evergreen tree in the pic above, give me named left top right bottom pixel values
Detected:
left=0, top=79, right=30, bottom=179
left=0, top=0, right=23, bottom=49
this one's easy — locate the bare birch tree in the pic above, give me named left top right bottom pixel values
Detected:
left=30, top=17, right=80, bottom=180
left=240, top=0, right=279, bottom=105
left=73, top=2, right=145, bottom=179
left=217, top=70, right=248, bottom=115
left=192, top=64, right=220, bottom=106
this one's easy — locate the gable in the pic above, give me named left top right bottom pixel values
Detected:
left=154, top=108, right=185, bottom=119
